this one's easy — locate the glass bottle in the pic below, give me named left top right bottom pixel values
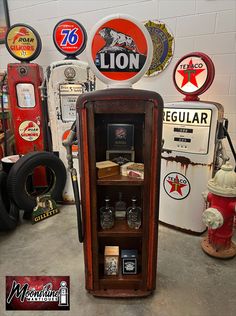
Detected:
left=127, top=197, right=142, bottom=229
left=115, top=192, right=127, bottom=220
left=100, top=198, right=115, bottom=230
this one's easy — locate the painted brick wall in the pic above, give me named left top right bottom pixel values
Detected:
left=0, top=0, right=235, bottom=164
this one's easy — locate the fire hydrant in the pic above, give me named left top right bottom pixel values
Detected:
left=201, top=162, right=236, bottom=258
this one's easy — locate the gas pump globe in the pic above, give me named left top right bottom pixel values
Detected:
left=201, top=162, right=236, bottom=258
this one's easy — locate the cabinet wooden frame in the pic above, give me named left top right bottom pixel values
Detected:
left=77, top=88, right=163, bottom=297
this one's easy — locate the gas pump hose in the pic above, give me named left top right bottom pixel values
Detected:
left=62, top=121, right=84, bottom=242
left=223, top=126, right=236, bottom=172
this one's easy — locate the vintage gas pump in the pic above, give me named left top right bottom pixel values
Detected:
left=5, top=24, right=50, bottom=154
left=76, top=14, right=163, bottom=297
left=159, top=52, right=227, bottom=234
left=46, top=19, right=95, bottom=202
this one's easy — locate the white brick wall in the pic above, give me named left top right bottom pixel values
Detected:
left=0, top=0, right=235, bottom=164
left=196, top=0, right=236, bottom=14
left=176, top=13, right=216, bottom=37
left=216, top=10, right=236, bottom=33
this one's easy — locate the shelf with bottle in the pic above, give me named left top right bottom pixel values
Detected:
left=97, top=190, right=143, bottom=236
left=98, top=219, right=142, bottom=237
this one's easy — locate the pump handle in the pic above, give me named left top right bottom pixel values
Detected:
left=62, top=120, right=84, bottom=242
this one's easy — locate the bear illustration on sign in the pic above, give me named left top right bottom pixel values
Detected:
left=99, top=27, right=138, bottom=52
left=95, top=27, right=146, bottom=72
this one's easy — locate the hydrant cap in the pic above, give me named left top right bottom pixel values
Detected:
left=208, top=162, right=236, bottom=197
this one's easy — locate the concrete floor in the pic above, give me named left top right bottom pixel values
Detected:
left=0, top=205, right=235, bottom=316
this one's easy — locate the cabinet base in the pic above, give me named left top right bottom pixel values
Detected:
left=88, top=289, right=153, bottom=298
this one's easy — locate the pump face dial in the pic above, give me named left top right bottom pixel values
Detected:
left=64, top=67, right=76, bottom=80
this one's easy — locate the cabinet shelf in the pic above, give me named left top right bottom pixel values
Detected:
left=100, top=273, right=142, bottom=287
left=98, top=220, right=142, bottom=237
left=97, top=174, right=144, bottom=186
left=101, top=274, right=141, bottom=280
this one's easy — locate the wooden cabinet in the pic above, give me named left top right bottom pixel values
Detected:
left=77, top=88, right=163, bottom=297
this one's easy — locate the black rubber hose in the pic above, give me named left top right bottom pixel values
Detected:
left=71, top=168, right=83, bottom=242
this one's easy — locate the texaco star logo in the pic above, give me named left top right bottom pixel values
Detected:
left=177, top=59, right=205, bottom=88
left=174, top=55, right=208, bottom=93
left=163, top=172, right=191, bottom=200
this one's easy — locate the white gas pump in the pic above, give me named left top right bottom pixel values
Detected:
left=46, top=19, right=95, bottom=202
left=159, top=52, right=228, bottom=234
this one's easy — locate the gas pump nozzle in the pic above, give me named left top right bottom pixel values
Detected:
left=39, top=76, right=48, bottom=101
left=214, top=119, right=231, bottom=173
left=62, top=121, right=76, bottom=170
left=62, top=121, right=83, bottom=242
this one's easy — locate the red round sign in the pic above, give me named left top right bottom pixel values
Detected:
left=87, top=15, right=153, bottom=86
left=53, top=19, right=87, bottom=57
left=173, top=52, right=215, bottom=101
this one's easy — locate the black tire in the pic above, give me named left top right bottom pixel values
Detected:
left=7, top=151, right=66, bottom=213
left=0, top=171, right=19, bottom=231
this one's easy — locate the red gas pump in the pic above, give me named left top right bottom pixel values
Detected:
left=5, top=24, right=51, bottom=154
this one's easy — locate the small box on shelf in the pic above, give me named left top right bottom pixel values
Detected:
left=127, top=163, right=144, bottom=180
left=96, top=160, right=120, bottom=179
left=121, top=249, right=138, bottom=275
left=120, top=162, right=136, bottom=176
left=104, top=246, right=119, bottom=276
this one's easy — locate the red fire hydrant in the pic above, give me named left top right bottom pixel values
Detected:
left=201, top=162, right=236, bottom=258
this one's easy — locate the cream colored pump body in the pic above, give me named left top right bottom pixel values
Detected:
left=47, top=59, right=94, bottom=201
left=159, top=101, right=224, bottom=233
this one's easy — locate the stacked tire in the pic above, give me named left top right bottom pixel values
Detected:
left=0, top=151, right=66, bottom=231
left=0, top=171, right=19, bottom=230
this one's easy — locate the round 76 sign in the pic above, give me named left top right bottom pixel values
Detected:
left=53, top=19, right=87, bottom=57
